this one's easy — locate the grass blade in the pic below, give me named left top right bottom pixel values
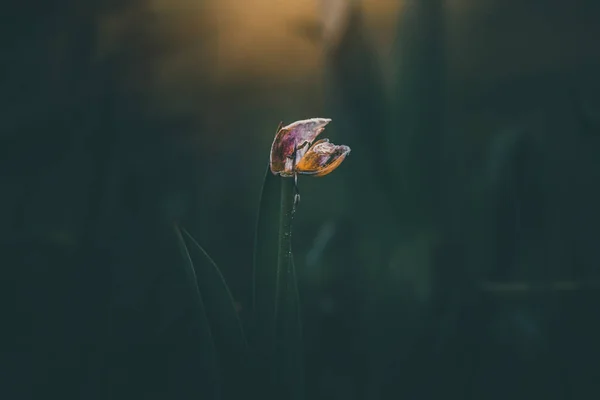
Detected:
left=173, top=224, right=220, bottom=399
left=180, top=227, right=250, bottom=398
left=252, top=164, right=288, bottom=345
left=252, top=162, right=303, bottom=397
left=277, top=257, right=305, bottom=400
left=181, top=228, right=248, bottom=349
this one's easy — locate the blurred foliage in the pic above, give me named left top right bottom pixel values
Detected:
left=3, top=0, right=600, bottom=399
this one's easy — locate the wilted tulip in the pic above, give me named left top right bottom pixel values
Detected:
left=269, top=118, right=351, bottom=178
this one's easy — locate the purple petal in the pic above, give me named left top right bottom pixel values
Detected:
left=270, top=118, right=332, bottom=176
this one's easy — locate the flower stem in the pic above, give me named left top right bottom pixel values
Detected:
left=274, top=177, right=296, bottom=325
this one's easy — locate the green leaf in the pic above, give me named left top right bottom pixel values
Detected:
left=180, top=228, right=250, bottom=399
left=252, top=163, right=304, bottom=398
left=277, top=257, right=305, bottom=400
left=173, top=224, right=220, bottom=398
left=252, top=164, right=288, bottom=346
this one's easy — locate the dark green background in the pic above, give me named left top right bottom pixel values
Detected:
left=3, top=0, right=600, bottom=399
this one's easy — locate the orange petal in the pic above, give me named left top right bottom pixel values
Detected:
left=296, top=139, right=351, bottom=177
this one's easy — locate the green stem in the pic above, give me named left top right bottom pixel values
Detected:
left=274, top=177, right=296, bottom=328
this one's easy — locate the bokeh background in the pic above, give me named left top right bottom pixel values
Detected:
left=4, top=0, right=600, bottom=399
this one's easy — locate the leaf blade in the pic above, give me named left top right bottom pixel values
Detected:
left=252, top=162, right=304, bottom=398
left=173, top=224, right=220, bottom=399
left=277, top=257, right=305, bottom=400
left=252, top=164, right=285, bottom=346
left=180, top=228, right=250, bottom=399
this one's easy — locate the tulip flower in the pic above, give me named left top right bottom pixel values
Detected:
left=270, top=118, right=351, bottom=178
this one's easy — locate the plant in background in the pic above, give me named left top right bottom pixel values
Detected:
left=175, top=118, right=350, bottom=400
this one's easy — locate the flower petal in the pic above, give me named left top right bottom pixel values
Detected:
left=295, top=139, right=351, bottom=177
left=270, top=118, right=332, bottom=176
